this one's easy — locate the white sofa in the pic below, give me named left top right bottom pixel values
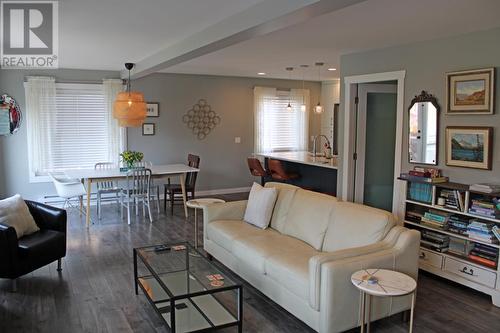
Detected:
left=203, top=182, right=420, bottom=332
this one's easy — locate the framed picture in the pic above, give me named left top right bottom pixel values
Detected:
left=445, top=126, right=493, bottom=170
left=142, top=123, right=155, bottom=136
left=446, top=68, right=495, bottom=114
left=146, top=103, right=159, bottom=117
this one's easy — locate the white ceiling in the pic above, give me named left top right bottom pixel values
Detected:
left=59, top=0, right=265, bottom=70
left=59, top=0, right=500, bottom=80
left=160, top=0, right=500, bottom=80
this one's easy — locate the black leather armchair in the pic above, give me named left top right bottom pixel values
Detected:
left=0, top=200, right=67, bottom=291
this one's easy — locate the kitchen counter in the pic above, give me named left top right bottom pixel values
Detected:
left=256, top=151, right=338, bottom=170
left=255, top=151, right=338, bottom=195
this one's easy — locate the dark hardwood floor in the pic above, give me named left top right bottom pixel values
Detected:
left=1, top=193, right=500, bottom=333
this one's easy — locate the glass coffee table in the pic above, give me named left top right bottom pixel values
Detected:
left=134, top=242, right=243, bottom=332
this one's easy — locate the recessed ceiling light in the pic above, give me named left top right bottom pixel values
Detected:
left=327, top=68, right=337, bottom=71
left=257, top=72, right=266, bottom=75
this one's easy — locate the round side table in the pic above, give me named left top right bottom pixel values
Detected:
left=186, top=198, right=225, bottom=249
left=351, top=269, right=417, bottom=333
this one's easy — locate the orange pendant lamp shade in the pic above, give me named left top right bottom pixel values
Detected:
left=113, top=63, right=147, bottom=127
left=113, top=91, right=147, bottom=127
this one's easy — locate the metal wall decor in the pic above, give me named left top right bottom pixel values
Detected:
left=182, top=99, right=220, bottom=140
left=0, top=94, right=22, bottom=136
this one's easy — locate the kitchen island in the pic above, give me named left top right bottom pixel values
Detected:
left=256, top=151, right=338, bottom=195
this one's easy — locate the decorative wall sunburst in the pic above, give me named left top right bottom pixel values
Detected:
left=182, top=99, right=220, bottom=140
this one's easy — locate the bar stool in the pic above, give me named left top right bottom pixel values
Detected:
left=247, top=157, right=268, bottom=185
left=268, top=159, right=299, bottom=183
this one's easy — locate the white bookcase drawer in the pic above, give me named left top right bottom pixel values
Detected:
left=419, top=248, right=443, bottom=269
left=444, top=257, right=497, bottom=288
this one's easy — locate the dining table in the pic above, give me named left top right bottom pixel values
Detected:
left=64, top=164, right=200, bottom=227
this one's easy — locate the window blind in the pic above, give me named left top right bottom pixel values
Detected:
left=38, top=84, right=109, bottom=172
left=258, top=90, right=308, bottom=152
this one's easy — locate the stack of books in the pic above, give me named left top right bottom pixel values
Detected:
left=406, top=210, right=424, bottom=223
left=468, top=243, right=498, bottom=269
left=407, top=182, right=433, bottom=203
left=468, top=199, right=500, bottom=219
left=438, top=189, right=465, bottom=211
left=466, top=220, right=499, bottom=244
left=447, top=215, right=470, bottom=235
left=420, top=210, right=450, bottom=230
left=421, top=230, right=450, bottom=252
left=470, top=183, right=500, bottom=194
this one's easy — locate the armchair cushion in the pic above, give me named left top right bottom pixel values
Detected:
left=0, top=195, right=39, bottom=238
left=18, top=229, right=66, bottom=264
left=25, top=200, right=67, bottom=233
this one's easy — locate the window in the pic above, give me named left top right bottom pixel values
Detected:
left=253, top=87, right=309, bottom=153
left=25, top=78, right=123, bottom=181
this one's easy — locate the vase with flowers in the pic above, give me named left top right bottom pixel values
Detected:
left=120, top=150, right=144, bottom=170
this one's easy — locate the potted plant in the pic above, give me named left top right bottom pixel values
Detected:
left=120, top=150, right=144, bottom=170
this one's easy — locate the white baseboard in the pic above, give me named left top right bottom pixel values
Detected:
left=40, top=186, right=250, bottom=207
left=196, top=187, right=251, bottom=196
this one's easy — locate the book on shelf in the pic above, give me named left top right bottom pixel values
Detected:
left=468, top=254, right=497, bottom=269
left=469, top=183, right=500, bottom=193
left=493, top=226, right=500, bottom=242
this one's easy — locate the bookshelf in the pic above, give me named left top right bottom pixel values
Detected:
left=401, top=179, right=500, bottom=307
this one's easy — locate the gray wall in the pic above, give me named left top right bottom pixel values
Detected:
left=0, top=69, right=120, bottom=200
left=129, top=73, right=321, bottom=191
left=0, top=70, right=320, bottom=199
left=339, top=26, right=500, bottom=194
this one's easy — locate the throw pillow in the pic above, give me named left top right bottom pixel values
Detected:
left=244, top=182, right=278, bottom=229
left=0, top=194, right=40, bottom=238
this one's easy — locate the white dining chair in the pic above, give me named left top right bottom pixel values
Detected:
left=95, top=162, right=122, bottom=220
left=120, top=168, right=153, bottom=224
left=134, top=161, right=160, bottom=213
left=49, top=172, right=89, bottom=218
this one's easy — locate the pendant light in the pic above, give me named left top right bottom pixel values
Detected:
left=300, top=64, right=308, bottom=112
left=286, top=67, right=294, bottom=111
left=113, top=63, right=147, bottom=127
left=314, top=62, right=324, bottom=114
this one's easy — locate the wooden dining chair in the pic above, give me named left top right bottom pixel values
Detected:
left=268, top=159, right=299, bottom=182
left=164, top=154, right=200, bottom=214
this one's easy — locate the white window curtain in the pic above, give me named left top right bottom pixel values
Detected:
left=253, top=86, right=309, bottom=153
left=25, top=76, right=57, bottom=176
left=103, top=79, right=125, bottom=163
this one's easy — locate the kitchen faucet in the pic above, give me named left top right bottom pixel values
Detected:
left=312, top=134, right=331, bottom=157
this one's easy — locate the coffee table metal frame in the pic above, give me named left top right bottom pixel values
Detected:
left=133, top=242, right=243, bottom=333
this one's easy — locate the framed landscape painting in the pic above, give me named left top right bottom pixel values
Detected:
left=446, top=68, right=495, bottom=114
left=446, top=126, right=493, bottom=170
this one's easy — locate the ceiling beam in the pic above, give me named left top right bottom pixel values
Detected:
left=125, top=0, right=366, bottom=79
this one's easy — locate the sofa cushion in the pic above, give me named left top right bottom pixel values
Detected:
left=282, top=189, right=337, bottom=250
left=265, top=247, right=318, bottom=301
left=322, top=202, right=395, bottom=252
left=244, top=183, right=278, bottom=229
left=265, top=182, right=298, bottom=233
left=0, top=194, right=40, bottom=238
left=232, top=231, right=317, bottom=274
left=206, top=220, right=265, bottom=252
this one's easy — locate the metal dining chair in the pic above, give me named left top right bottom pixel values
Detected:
left=134, top=161, right=161, bottom=213
left=95, top=162, right=122, bottom=220
left=120, top=168, right=153, bottom=224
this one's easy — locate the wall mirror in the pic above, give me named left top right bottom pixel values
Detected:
left=0, top=94, right=22, bottom=136
left=408, top=91, right=439, bottom=165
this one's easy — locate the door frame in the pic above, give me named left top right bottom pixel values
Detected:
left=354, top=83, right=398, bottom=205
left=342, top=70, right=406, bottom=217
